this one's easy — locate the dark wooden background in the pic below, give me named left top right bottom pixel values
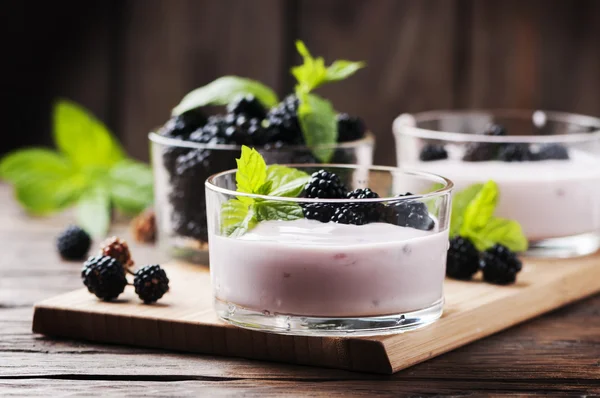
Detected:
left=2, top=0, right=600, bottom=165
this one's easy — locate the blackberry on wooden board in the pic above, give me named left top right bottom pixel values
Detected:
left=446, top=237, right=480, bottom=280
left=81, top=256, right=127, bottom=301
left=134, top=264, right=170, bottom=304
left=480, top=244, right=523, bottom=285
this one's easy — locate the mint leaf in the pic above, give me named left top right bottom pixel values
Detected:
left=15, top=175, right=86, bottom=215
left=109, top=160, right=154, bottom=215
left=255, top=200, right=304, bottom=222
left=54, top=99, right=125, bottom=169
left=461, top=181, right=498, bottom=234
left=221, top=199, right=257, bottom=237
left=297, top=93, right=337, bottom=162
left=471, top=218, right=528, bottom=252
left=235, top=146, right=267, bottom=194
left=450, top=183, right=484, bottom=236
left=266, top=165, right=310, bottom=197
left=0, top=148, right=74, bottom=185
left=255, top=180, right=273, bottom=195
left=77, top=186, right=111, bottom=237
left=172, top=76, right=278, bottom=116
left=325, top=60, right=366, bottom=82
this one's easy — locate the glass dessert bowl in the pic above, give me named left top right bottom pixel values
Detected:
left=150, top=132, right=374, bottom=264
left=394, top=110, right=600, bottom=258
left=205, top=164, right=452, bottom=336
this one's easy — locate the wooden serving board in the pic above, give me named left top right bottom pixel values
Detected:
left=33, top=254, right=600, bottom=374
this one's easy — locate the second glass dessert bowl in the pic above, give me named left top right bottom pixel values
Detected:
left=205, top=164, right=452, bottom=336
left=394, top=110, right=600, bottom=258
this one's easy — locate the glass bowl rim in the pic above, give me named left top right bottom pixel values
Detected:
left=205, top=164, right=453, bottom=204
left=393, top=109, right=600, bottom=144
left=148, top=131, right=375, bottom=151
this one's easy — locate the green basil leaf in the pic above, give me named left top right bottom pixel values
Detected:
left=0, top=148, right=74, bottom=185
left=221, top=199, right=257, bottom=237
left=325, top=60, right=366, bottom=82
left=236, top=146, right=267, bottom=194
left=76, top=186, right=111, bottom=238
left=450, top=183, right=484, bottom=236
left=297, top=93, right=337, bottom=162
left=54, top=99, right=125, bottom=169
left=266, top=165, right=310, bottom=197
left=461, top=180, right=498, bottom=234
left=473, top=217, right=528, bottom=252
left=172, top=76, right=278, bottom=116
left=254, top=200, right=304, bottom=222
left=109, top=160, right=154, bottom=215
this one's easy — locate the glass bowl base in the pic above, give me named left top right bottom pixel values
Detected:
left=526, top=232, right=600, bottom=258
left=215, top=298, right=443, bottom=337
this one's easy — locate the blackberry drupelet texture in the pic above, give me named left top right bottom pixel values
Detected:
left=57, top=225, right=91, bottom=261
left=383, top=196, right=434, bottom=231
left=462, top=123, right=507, bottom=162
left=346, top=188, right=383, bottom=222
left=331, top=205, right=366, bottom=225
left=100, top=236, right=134, bottom=268
left=159, top=109, right=207, bottom=139
left=446, top=237, right=480, bottom=280
left=337, top=113, right=366, bottom=142
left=227, top=95, right=267, bottom=120
left=303, top=169, right=348, bottom=199
left=134, top=264, right=170, bottom=304
left=302, top=203, right=337, bottom=223
left=81, top=256, right=127, bottom=301
left=265, top=95, right=304, bottom=145
left=480, top=244, right=523, bottom=285
left=419, top=144, right=448, bottom=161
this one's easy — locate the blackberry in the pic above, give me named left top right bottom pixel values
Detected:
left=134, top=264, right=170, bottom=304
left=81, top=256, right=127, bottom=301
left=227, top=95, right=267, bottom=119
left=498, top=144, right=534, bottom=162
left=100, top=236, right=134, bottom=268
left=446, top=237, right=480, bottom=280
left=419, top=144, right=448, bottom=161
left=534, top=144, right=569, bottom=160
left=462, top=123, right=506, bottom=162
left=337, top=113, right=366, bottom=142
left=331, top=205, right=366, bottom=225
left=265, top=95, right=304, bottom=145
left=57, top=225, right=91, bottom=260
left=302, top=203, right=336, bottom=223
left=346, top=188, right=383, bottom=222
left=480, top=244, right=523, bottom=285
left=159, top=109, right=207, bottom=139
left=383, top=197, right=434, bottom=231
left=303, top=169, right=348, bottom=199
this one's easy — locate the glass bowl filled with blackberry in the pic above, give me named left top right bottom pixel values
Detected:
left=394, top=110, right=600, bottom=258
left=205, top=147, right=452, bottom=335
left=150, top=41, right=375, bottom=263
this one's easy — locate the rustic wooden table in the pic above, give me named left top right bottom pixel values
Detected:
left=1, top=184, right=599, bottom=396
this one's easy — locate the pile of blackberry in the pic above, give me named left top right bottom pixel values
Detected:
left=79, top=236, right=170, bottom=303
left=446, top=236, right=522, bottom=285
left=159, top=95, right=368, bottom=243
left=300, top=169, right=434, bottom=230
left=419, top=123, right=570, bottom=162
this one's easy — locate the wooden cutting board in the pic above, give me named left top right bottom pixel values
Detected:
left=33, top=253, right=600, bottom=374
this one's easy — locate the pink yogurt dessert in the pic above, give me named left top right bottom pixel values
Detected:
left=410, top=150, right=600, bottom=242
left=210, top=219, right=448, bottom=318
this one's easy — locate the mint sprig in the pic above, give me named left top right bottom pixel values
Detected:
left=220, top=146, right=310, bottom=236
left=292, top=41, right=365, bottom=161
left=450, top=181, right=528, bottom=252
left=0, top=99, right=153, bottom=237
left=172, top=76, right=279, bottom=116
